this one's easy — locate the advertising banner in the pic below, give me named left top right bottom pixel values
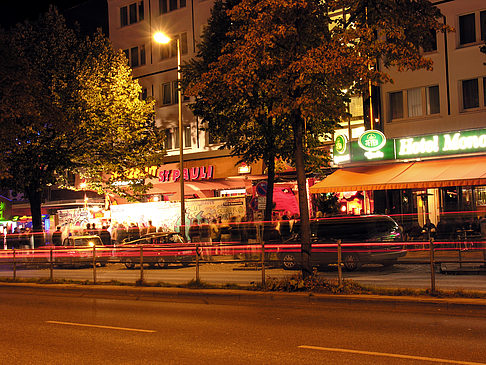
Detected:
left=110, top=196, right=246, bottom=232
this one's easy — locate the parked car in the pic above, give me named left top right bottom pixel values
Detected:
left=116, top=232, right=193, bottom=269
left=277, top=215, right=406, bottom=271
left=54, top=235, right=109, bottom=268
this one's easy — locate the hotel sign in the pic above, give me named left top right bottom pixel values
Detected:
left=397, top=130, right=486, bottom=158
left=334, top=128, right=486, bottom=165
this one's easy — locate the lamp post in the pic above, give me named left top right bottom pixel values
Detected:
left=153, top=32, right=185, bottom=237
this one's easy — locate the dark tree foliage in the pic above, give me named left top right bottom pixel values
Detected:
left=183, top=0, right=449, bottom=276
left=0, top=8, right=163, bottom=244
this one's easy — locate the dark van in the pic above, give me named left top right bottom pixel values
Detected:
left=277, top=215, right=406, bottom=271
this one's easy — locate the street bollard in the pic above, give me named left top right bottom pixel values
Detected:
left=50, top=247, right=54, bottom=282
left=13, top=248, right=16, bottom=280
left=429, top=238, right=436, bottom=294
left=458, top=240, right=463, bottom=268
left=92, top=246, right=97, bottom=284
left=261, top=240, right=266, bottom=290
left=337, top=239, right=343, bottom=287
left=139, top=246, right=144, bottom=283
left=195, top=245, right=200, bottom=282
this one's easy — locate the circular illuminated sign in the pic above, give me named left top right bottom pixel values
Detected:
left=358, top=130, right=386, bottom=152
left=334, top=134, right=348, bottom=154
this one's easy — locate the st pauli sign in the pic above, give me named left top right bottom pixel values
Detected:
left=111, top=165, right=215, bottom=186
left=333, top=128, right=486, bottom=164
left=158, top=166, right=214, bottom=182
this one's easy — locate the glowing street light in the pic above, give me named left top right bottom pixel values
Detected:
left=153, top=32, right=186, bottom=237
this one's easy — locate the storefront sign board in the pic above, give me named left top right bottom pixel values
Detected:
left=334, top=128, right=486, bottom=165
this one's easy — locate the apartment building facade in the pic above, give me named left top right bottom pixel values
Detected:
left=312, top=0, right=486, bottom=228
left=107, top=0, right=267, bottom=202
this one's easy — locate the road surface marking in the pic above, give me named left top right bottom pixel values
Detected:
left=299, top=345, right=486, bottom=365
left=46, top=321, right=156, bottom=333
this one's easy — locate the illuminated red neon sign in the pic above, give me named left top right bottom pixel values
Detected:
left=158, top=166, right=214, bottom=182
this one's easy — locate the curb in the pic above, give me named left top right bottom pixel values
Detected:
left=2, top=282, right=486, bottom=316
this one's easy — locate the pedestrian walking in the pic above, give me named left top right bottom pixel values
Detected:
left=200, top=218, right=211, bottom=244
left=99, top=226, right=112, bottom=245
left=188, top=219, right=201, bottom=243
left=210, top=218, right=220, bottom=245
left=52, top=226, right=62, bottom=246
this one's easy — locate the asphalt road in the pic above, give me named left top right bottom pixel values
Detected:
left=1, top=286, right=486, bottom=364
left=2, top=262, right=486, bottom=291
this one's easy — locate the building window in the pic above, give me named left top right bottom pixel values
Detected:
left=184, top=125, right=191, bottom=147
left=162, top=83, right=172, bottom=105
left=159, top=33, right=188, bottom=60
left=459, top=13, right=476, bottom=45
left=160, top=0, right=185, bottom=14
left=459, top=11, right=486, bottom=46
left=389, top=91, right=403, bottom=120
left=166, top=126, right=191, bottom=148
left=129, top=3, right=137, bottom=24
left=123, top=45, right=146, bottom=68
left=389, top=85, right=440, bottom=121
left=120, top=1, right=144, bottom=27
left=130, top=47, right=139, bottom=67
left=407, top=87, right=422, bottom=117
left=483, top=77, right=486, bottom=107
left=161, top=81, right=189, bottom=106
left=138, top=2, right=144, bottom=21
left=165, top=129, right=173, bottom=149
left=174, top=127, right=180, bottom=149
left=120, top=7, right=128, bottom=27
left=426, top=85, right=440, bottom=115
left=140, top=88, right=148, bottom=100
left=141, top=45, right=146, bottom=65
left=172, top=81, right=179, bottom=104
left=462, top=78, right=479, bottom=110
left=481, top=11, right=486, bottom=42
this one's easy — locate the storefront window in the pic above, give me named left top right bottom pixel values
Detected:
left=474, top=186, right=486, bottom=211
left=442, top=187, right=459, bottom=212
left=461, top=187, right=474, bottom=211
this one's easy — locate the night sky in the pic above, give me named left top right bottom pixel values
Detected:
left=0, top=0, right=108, bottom=35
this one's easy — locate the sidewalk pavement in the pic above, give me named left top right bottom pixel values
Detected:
left=2, top=282, right=486, bottom=317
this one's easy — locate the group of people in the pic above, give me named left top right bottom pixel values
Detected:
left=5, top=227, right=34, bottom=249
left=402, top=216, right=486, bottom=241
left=187, top=217, right=252, bottom=244
left=186, top=213, right=301, bottom=245
left=49, top=220, right=159, bottom=246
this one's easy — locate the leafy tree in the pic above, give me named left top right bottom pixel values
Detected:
left=183, top=0, right=449, bottom=276
left=0, top=8, right=163, bottom=245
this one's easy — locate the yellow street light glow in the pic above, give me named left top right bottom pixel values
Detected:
left=154, top=32, right=171, bottom=44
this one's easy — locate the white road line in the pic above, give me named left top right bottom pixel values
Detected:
left=299, top=345, right=486, bottom=365
left=46, top=321, right=156, bottom=333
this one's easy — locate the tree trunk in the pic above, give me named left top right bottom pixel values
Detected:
left=264, top=154, right=275, bottom=223
left=26, top=187, right=44, bottom=248
left=263, top=154, right=276, bottom=243
left=293, top=118, right=312, bottom=278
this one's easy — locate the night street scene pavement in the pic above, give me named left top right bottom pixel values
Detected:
left=2, top=284, right=486, bottom=365
left=3, top=0, right=486, bottom=363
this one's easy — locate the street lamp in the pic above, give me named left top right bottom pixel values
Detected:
left=153, top=32, right=185, bottom=237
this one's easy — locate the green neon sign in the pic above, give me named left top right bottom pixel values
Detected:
left=334, top=128, right=486, bottom=165
left=335, top=134, right=348, bottom=154
left=397, top=129, right=486, bottom=158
